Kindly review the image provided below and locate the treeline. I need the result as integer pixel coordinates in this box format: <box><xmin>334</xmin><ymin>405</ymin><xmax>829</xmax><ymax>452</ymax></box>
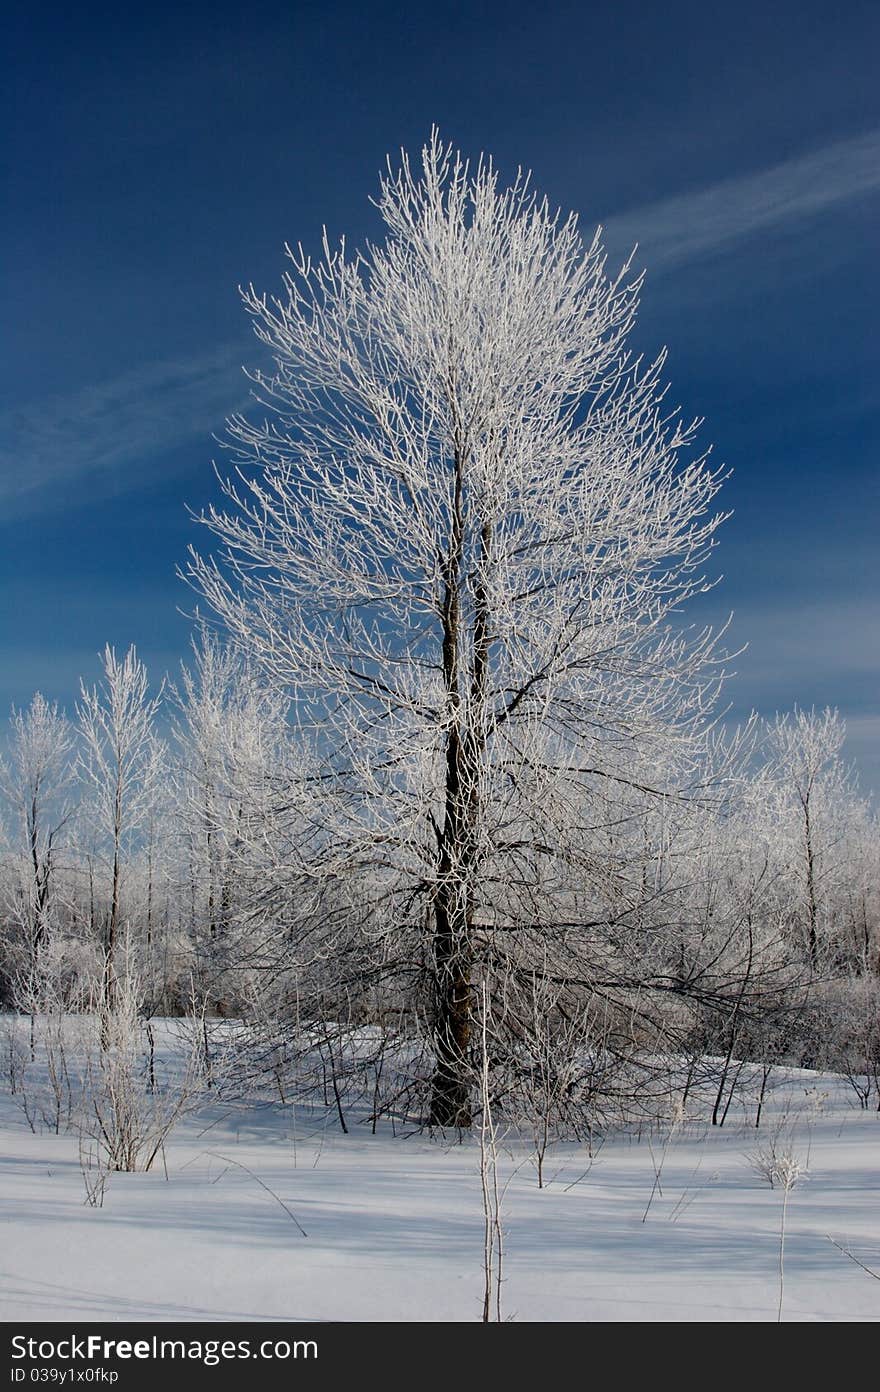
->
<box><xmin>1</xmin><ymin>634</ymin><xmax>877</xmax><ymax>1129</ymax></box>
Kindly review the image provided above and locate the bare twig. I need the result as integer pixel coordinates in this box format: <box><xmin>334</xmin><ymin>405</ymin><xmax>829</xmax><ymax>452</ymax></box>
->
<box><xmin>207</xmin><ymin>1152</ymin><xmax>308</xmax><ymax>1237</ymax></box>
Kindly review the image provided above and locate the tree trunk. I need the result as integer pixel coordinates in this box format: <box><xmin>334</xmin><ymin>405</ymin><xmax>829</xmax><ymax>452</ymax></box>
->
<box><xmin>429</xmin><ymin>715</ymin><xmax>475</xmax><ymax>1126</ymax></box>
<box><xmin>430</xmin><ymin>890</ymin><xmax>473</xmax><ymax>1127</ymax></box>
<box><xmin>429</xmin><ymin>447</ymin><xmax>480</xmax><ymax>1127</ymax></box>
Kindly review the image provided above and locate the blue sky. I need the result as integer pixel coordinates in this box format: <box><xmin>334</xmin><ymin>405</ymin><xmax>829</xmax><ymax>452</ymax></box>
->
<box><xmin>3</xmin><ymin>1</ymin><xmax>878</xmax><ymax>788</ymax></box>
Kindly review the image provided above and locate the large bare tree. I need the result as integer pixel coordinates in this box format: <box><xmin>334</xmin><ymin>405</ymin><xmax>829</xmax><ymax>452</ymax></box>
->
<box><xmin>190</xmin><ymin>133</ymin><xmax>730</xmax><ymax>1126</ymax></box>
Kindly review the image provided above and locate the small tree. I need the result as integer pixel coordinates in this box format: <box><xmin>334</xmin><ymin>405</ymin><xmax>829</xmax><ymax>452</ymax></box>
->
<box><xmin>170</xmin><ymin>630</ymin><xmax>290</xmax><ymax>1012</ymax></box>
<box><xmin>77</xmin><ymin>646</ymin><xmax>164</xmax><ymax>1017</ymax></box>
<box><xmin>764</xmin><ymin>708</ymin><xmax>857</xmax><ymax>970</ymax></box>
<box><xmin>0</xmin><ymin>694</ymin><xmax>75</xmax><ymax>972</ymax></box>
<box><xmin>190</xmin><ymin>133</ymin><xmax>731</xmax><ymax>1126</ymax></box>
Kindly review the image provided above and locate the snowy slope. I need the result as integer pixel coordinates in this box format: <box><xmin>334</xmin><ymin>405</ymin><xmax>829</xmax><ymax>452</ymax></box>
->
<box><xmin>1</xmin><ymin>1025</ymin><xmax>878</xmax><ymax>1322</ymax></box>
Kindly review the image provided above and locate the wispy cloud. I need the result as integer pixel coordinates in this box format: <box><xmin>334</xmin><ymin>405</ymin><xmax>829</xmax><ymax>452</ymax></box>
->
<box><xmin>730</xmin><ymin>596</ymin><xmax>880</xmax><ymax>686</ymax></box>
<box><xmin>839</xmin><ymin>713</ymin><xmax>880</xmax><ymax>797</ymax></box>
<box><xmin>3</xmin><ymin>129</ymin><xmax>878</xmax><ymax>517</ymax></box>
<box><xmin>702</xmin><ymin>594</ymin><xmax>879</xmax><ymax>790</ymax></box>
<box><xmin>701</xmin><ymin>594</ymin><xmax>880</xmax><ymax>797</ymax></box>
<box><xmin>0</xmin><ymin>343</ymin><xmax>252</xmax><ymax>516</ymax></box>
<box><xmin>697</xmin><ymin>594</ymin><xmax>878</xmax><ymax>715</ymax></box>
<box><xmin>605</xmin><ymin>127</ymin><xmax>880</xmax><ymax>270</ymax></box>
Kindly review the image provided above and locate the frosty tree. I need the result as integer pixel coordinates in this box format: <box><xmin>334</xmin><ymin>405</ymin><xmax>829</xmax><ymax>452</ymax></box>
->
<box><xmin>0</xmin><ymin>694</ymin><xmax>75</xmax><ymax>972</ymax></box>
<box><xmin>77</xmin><ymin>646</ymin><xmax>165</xmax><ymax>1017</ymax></box>
<box><xmin>190</xmin><ymin>133</ymin><xmax>730</xmax><ymax>1127</ymax></box>
<box><xmin>764</xmin><ymin>707</ymin><xmax>859</xmax><ymax>969</ymax></box>
<box><xmin>170</xmin><ymin>630</ymin><xmax>292</xmax><ymax>1011</ymax></box>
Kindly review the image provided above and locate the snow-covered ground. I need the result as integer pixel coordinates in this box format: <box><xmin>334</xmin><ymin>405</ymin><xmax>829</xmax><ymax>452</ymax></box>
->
<box><xmin>1</xmin><ymin>1021</ymin><xmax>878</xmax><ymax>1322</ymax></box>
